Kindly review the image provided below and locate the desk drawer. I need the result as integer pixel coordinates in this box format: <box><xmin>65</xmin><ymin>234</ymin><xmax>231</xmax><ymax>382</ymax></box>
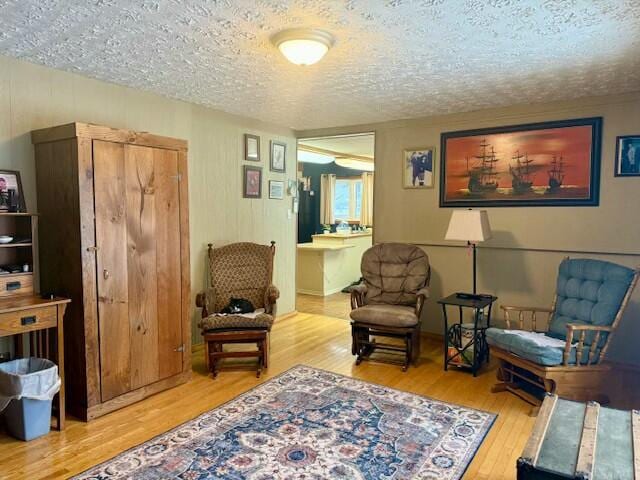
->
<box><xmin>0</xmin><ymin>306</ymin><xmax>57</xmax><ymax>335</ymax></box>
<box><xmin>0</xmin><ymin>275</ymin><xmax>33</xmax><ymax>297</ymax></box>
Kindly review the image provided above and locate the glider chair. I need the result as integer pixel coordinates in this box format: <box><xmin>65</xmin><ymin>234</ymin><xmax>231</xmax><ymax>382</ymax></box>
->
<box><xmin>195</xmin><ymin>242</ymin><xmax>280</xmax><ymax>378</ymax></box>
<box><xmin>350</xmin><ymin>243</ymin><xmax>431</xmax><ymax>371</ymax></box>
<box><xmin>487</xmin><ymin>258</ymin><xmax>638</xmax><ymax>407</ymax></box>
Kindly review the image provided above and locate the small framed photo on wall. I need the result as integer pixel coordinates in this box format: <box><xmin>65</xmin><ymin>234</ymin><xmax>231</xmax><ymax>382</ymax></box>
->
<box><xmin>0</xmin><ymin>169</ymin><xmax>26</xmax><ymax>212</ymax></box>
<box><xmin>244</xmin><ymin>134</ymin><xmax>260</xmax><ymax>161</ymax></box>
<box><xmin>403</xmin><ymin>148</ymin><xmax>435</xmax><ymax>188</ymax></box>
<box><xmin>243</xmin><ymin>165</ymin><xmax>262</xmax><ymax>198</ymax></box>
<box><xmin>270</xmin><ymin>141</ymin><xmax>287</xmax><ymax>173</ymax></box>
<box><xmin>615</xmin><ymin>135</ymin><xmax>640</xmax><ymax>176</ymax></box>
<box><xmin>268</xmin><ymin>180</ymin><xmax>284</xmax><ymax>199</ymax></box>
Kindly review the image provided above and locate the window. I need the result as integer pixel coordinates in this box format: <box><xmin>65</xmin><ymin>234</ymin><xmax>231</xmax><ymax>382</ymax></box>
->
<box><xmin>333</xmin><ymin>178</ymin><xmax>362</xmax><ymax>222</ymax></box>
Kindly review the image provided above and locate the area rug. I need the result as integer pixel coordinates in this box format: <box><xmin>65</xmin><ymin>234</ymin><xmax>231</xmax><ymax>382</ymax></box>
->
<box><xmin>74</xmin><ymin>365</ymin><xmax>496</xmax><ymax>480</ymax></box>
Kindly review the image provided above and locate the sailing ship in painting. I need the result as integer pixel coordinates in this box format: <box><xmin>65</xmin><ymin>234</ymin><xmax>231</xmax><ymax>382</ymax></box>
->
<box><xmin>466</xmin><ymin>139</ymin><xmax>498</xmax><ymax>193</ymax></box>
<box><xmin>547</xmin><ymin>154</ymin><xmax>565</xmax><ymax>192</ymax></box>
<box><xmin>509</xmin><ymin>150</ymin><xmax>534</xmax><ymax>194</ymax></box>
<box><xmin>461</xmin><ymin>138</ymin><xmax>577</xmax><ymax>199</ymax></box>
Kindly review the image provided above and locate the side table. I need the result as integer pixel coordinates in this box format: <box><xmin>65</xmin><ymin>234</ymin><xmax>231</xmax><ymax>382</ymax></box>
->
<box><xmin>438</xmin><ymin>293</ymin><xmax>497</xmax><ymax>377</ymax></box>
<box><xmin>0</xmin><ymin>295</ymin><xmax>70</xmax><ymax>430</ymax></box>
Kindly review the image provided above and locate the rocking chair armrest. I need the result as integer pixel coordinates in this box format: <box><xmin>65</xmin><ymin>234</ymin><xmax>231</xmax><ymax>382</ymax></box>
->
<box><xmin>500</xmin><ymin>305</ymin><xmax>554</xmax><ymax>331</ymax></box>
<box><xmin>500</xmin><ymin>305</ymin><xmax>554</xmax><ymax>313</ymax></box>
<box><xmin>565</xmin><ymin>324</ymin><xmax>613</xmax><ymax>332</ymax></box>
<box><xmin>264</xmin><ymin>285</ymin><xmax>280</xmax><ymax>314</ymax></box>
<box><xmin>563</xmin><ymin>324</ymin><xmax>613</xmax><ymax>366</ymax></box>
<box><xmin>350</xmin><ymin>284</ymin><xmax>367</xmax><ymax>310</ymax></box>
<box><xmin>415</xmin><ymin>288</ymin><xmax>430</xmax><ymax>316</ymax></box>
<box><xmin>195</xmin><ymin>288</ymin><xmax>217</xmax><ymax>318</ymax></box>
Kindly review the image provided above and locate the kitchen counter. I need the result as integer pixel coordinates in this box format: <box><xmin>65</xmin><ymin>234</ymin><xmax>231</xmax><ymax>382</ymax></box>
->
<box><xmin>297</xmin><ymin>243</ymin><xmax>355</xmax><ymax>251</ymax></box>
<box><xmin>297</xmin><ymin>230</ymin><xmax>373</xmax><ymax>296</ymax></box>
<box><xmin>311</xmin><ymin>231</ymin><xmax>372</xmax><ymax>240</ymax></box>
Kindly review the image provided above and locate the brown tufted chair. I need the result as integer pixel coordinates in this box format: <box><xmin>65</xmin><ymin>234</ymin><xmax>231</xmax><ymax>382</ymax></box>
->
<box><xmin>195</xmin><ymin>241</ymin><xmax>280</xmax><ymax>378</ymax></box>
<box><xmin>350</xmin><ymin>243</ymin><xmax>430</xmax><ymax>371</ymax></box>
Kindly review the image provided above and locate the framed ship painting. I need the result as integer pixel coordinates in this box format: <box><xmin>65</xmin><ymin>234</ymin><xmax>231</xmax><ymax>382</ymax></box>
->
<box><xmin>439</xmin><ymin>117</ymin><xmax>602</xmax><ymax>207</ymax></box>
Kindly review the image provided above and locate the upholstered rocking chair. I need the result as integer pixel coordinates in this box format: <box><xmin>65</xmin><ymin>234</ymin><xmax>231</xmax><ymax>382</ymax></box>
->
<box><xmin>350</xmin><ymin>243</ymin><xmax>431</xmax><ymax>371</ymax></box>
<box><xmin>487</xmin><ymin>258</ymin><xmax>638</xmax><ymax>406</ymax></box>
<box><xmin>195</xmin><ymin>241</ymin><xmax>280</xmax><ymax>378</ymax></box>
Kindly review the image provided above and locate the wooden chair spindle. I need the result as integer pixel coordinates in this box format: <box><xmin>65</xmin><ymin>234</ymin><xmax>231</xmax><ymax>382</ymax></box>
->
<box><xmin>563</xmin><ymin>329</ymin><xmax>574</xmax><ymax>366</ymax></box>
<box><xmin>588</xmin><ymin>331</ymin><xmax>601</xmax><ymax>365</ymax></box>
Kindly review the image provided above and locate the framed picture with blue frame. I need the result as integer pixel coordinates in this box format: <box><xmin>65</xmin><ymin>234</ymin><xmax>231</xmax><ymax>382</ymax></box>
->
<box><xmin>614</xmin><ymin>135</ymin><xmax>640</xmax><ymax>177</ymax></box>
<box><xmin>439</xmin><ymin>117</ymin><xmax>602</xmax><ymax>207</ymax></box>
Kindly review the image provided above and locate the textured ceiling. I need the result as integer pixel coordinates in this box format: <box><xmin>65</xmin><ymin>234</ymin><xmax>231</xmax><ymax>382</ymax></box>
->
<box><xmin>1</xmin><ymin>1</ymin><xmax>639</xmax><ymax>129</ymax></box>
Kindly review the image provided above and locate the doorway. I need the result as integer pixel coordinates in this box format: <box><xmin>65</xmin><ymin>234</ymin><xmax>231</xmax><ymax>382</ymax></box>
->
<box><xmin>295</xmin><ymin>133</ymin><xmax>375</xmax><ymax>318</ymax></box>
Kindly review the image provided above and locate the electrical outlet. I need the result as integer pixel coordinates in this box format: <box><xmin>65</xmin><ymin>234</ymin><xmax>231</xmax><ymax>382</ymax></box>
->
<box><xmin>0</xmin><ymin>351</ymin><xmax>11</xmax><ymax>363</ymax></box>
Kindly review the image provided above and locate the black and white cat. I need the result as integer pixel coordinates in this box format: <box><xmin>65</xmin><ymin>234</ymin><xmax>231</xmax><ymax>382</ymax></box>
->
<box><xmin>220</xmin><ymin>298</ymin><xmax>255</xmax><ymax>314</ymax></box>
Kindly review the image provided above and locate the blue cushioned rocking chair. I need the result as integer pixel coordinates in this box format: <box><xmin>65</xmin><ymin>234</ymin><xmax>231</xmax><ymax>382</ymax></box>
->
<box><xmin>487</xmin><ymin>258</ymin><xmax>638</xmax><ymax>407</ymax></box>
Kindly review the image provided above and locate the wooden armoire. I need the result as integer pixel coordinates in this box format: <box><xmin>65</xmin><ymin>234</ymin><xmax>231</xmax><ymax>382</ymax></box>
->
<box><xmin>32</xmin><ymin>123</ymin><xmax>191</xmax><ymax>420</ymax></box>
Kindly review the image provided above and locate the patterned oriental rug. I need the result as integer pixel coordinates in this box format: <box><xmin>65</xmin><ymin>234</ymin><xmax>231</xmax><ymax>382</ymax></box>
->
<box><xmin>75</xmin><ymin>365</ymin><xmax>496</xmax><ymax>480</ymax></box>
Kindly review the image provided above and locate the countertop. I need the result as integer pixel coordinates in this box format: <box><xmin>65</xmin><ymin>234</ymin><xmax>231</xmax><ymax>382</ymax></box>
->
<box><xmin>297</xmin><ymin>243</ymin><xmax>355</xmax><ymax>251</ymax></box>
<box><xmin>311</xmin><ymin>231</ymin><xmax>372</xmax><ymax>239</ymax></box>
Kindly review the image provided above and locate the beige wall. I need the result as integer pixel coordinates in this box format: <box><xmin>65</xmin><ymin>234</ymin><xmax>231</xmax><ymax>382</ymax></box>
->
<box><xmin>0</xmin><ymin>55</ymin><xmax>297</xmax><ymax>345</ymax></box>
<box><xmin>299</xmin><ymin>92</ymin><xmax>640</xmax><ymax>365</ymax></box>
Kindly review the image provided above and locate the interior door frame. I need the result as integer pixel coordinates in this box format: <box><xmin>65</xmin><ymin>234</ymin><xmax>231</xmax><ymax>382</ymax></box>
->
<box><xmin>293</xmin><ymin>131</ymin><xmax>376</xmax><ymax>311</ymax></box>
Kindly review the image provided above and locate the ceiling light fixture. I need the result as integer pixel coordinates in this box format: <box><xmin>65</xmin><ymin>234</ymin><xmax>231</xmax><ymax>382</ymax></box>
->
<box><xmin>271</xmin><ymin>28</ymin><xmax>334</xmax><ymax>66</ymax></box>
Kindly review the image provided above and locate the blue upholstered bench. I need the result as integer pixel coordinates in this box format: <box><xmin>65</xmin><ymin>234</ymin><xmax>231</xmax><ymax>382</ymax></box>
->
<box><xmin>488</xmin><ymin>258</ymin><xmax>638</xmax><ymax>406</ymax></box>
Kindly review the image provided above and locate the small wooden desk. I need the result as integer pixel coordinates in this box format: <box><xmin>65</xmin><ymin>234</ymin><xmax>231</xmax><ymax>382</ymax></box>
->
<box><xmin>0</xmin><ymin>295</ymin><xmax>70</xmax><ymax>430</ymax></box>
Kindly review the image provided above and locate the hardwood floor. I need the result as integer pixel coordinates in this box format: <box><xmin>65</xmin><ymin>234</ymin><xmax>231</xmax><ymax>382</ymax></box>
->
<box><xmin>0</xmin><ymin>309</ymin><xmax>534</xmax><ymax>479</ymax></box>
<box><xmin>296</xmin><ymin>291</ymin><xmax>352</xmax><ymax>320</ymax></box>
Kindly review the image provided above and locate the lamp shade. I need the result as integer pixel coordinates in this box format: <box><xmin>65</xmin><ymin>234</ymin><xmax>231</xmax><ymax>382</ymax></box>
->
<box><xmin>445</xmin><ymin>209</ymin><xmax>492</xmax><ymax>243</ymax></box>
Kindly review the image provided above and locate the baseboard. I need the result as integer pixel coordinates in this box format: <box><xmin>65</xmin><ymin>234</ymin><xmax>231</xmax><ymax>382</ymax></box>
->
<box><xmin>85</xmin><ymin>371</ymin><xmax>191</xmax><ymax>421</ymax></box>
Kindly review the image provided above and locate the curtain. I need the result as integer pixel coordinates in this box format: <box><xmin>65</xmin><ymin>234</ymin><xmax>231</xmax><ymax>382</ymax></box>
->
<box><xmin>320</xmin><ymin>174</ymin><xmax>336</xmax><ymax>225</ymax></box>
<box><xmin>360</xmin><ymin>172</ymin><xmax>374</xmax><ymax>226</ymax></box>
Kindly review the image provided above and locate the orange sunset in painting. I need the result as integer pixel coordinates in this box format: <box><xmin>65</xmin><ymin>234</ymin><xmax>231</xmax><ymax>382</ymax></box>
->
<box><xmin>442</xmin><ymin>123</ymin><xmax>597</xmax><ymax>205</ymax></box>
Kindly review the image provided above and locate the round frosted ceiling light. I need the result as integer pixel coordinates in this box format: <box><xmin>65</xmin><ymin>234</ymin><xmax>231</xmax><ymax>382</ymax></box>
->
<box><xmin>272</xmin><ymin>29</ymin><xmax>334</xmax><ymax>66</ymax></box>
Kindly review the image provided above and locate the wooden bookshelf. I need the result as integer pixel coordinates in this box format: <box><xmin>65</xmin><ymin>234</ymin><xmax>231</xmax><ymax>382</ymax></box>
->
<box><xmin>0</xmin><ymin>212</ymin><xmax>37</xmax><ymax>296</ymax></box>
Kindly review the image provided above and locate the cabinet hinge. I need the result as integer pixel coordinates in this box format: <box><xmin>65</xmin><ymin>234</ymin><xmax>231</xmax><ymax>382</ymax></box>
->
<box><xmin>170</xmin><ymin>174</ymin><xmax>182</xmax><ymax>181</ymax></box>
<box><xmin>174</xmin><ymin>344</ymin><xmax>185</xmax><ymax>352</ymax></box>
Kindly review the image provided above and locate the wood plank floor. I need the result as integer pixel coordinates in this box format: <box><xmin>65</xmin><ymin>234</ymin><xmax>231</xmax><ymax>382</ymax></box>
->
<box><xmin>296</xmin><ymin>291</ymin><xmax>352</xmax><ymax>320</ymax></box>
<box><xmin>0</xmin><ymin>307</ymin><xmax>534</xmax><ymax>479</ymax></box>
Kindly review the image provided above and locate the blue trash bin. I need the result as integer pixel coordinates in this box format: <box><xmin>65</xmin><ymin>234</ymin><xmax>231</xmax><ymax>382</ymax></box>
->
<box><xmin>0</xmin><ymin>358</ymin><xmax>60</xmax><ymax>441</ymax></box>
<box><xmin>3</xmin><ymin>397</ymin><xmax>53</xmax><ymax>441</ymax></box>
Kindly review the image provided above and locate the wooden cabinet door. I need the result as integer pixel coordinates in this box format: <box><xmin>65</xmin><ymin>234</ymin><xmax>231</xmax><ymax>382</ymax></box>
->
<box><xmin>94</xmin><ymin>140</ymin><xmax>131</xmax><ymax>402</ymax></box>
<box><xmin>125</xmin><ymin>144</ymin><xmax>183</xmax><ymax>389</ymax></box>
<box><xmin>94</xmin><ymin>141</ymin><xmax>183</xmax><ymax>402</ymax></box>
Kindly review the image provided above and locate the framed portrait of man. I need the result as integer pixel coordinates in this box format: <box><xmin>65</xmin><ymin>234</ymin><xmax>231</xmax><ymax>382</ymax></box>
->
<box><xmin>403</xmin><ymin>148</ymin><xmax>434</xmax><ymax>188</ymax></box>
<box><xmin>615</xmin><ymin>135</ymin><xmax>640</xmax><ymax>177</ymax></box>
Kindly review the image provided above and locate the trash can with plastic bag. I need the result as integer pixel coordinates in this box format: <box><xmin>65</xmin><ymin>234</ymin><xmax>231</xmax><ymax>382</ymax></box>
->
<box><xmin>0</xmin><ymin>357</ymin><xmax>61</xmax><ymax>441</ymax></box>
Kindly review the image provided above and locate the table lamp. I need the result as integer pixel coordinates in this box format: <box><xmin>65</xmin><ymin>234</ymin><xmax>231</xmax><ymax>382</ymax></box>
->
<box><xmin>445</xmin><ymin>209</ymin><xmax>492</xmax><ymax>296</ymax></box>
